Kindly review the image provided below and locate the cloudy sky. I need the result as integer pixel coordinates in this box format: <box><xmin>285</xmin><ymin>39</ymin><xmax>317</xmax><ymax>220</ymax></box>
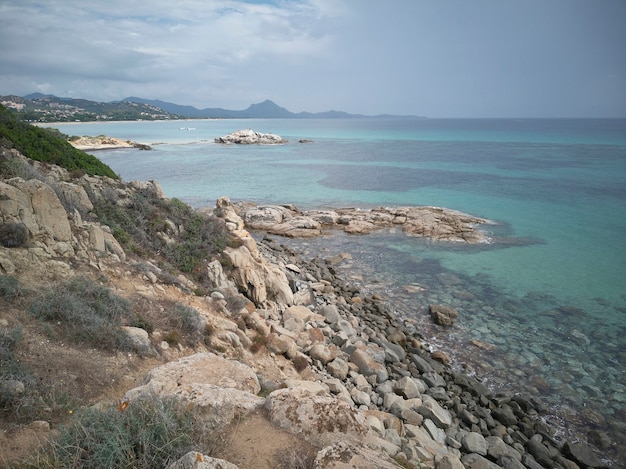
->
<box><xmin>1</xmin><ymin>0</ymin><xmax>625</xmax><ymax>117</ymax></box>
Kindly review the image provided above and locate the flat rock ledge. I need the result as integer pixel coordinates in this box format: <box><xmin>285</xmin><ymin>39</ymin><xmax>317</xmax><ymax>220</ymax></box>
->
<box><xmin>69</xmin><ymin>135</ymin><xmax>152</xmax><ymax>151</ymax></box>
<box><xmin>234</xmin><ymin>202</ymin><xmax>492</xmax><ymax>243</ymax></box>
<box><xmin>214</xmin><ymin>129</ymin><xmax>287</xmax><ymax>145</ymax></box>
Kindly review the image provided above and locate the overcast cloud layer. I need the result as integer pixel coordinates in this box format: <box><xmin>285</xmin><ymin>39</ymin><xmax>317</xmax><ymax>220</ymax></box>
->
<box><xmin>1</xmin><ymin>0</ymin><xmax>625</xmax><ymax>117</ymax></box>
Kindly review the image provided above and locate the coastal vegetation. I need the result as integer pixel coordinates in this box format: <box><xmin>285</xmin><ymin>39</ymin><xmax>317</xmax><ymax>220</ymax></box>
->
<box><xmin>0</xmin><ymin>104</ymin><xmax>117</xmax><ymax>178</ymax></box>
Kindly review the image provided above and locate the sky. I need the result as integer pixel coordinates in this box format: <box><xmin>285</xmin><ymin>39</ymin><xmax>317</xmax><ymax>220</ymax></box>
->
<box><xmin>0</xmin><ymin>0</ymin><xmax>625</xmax><ymax>118</ymax></box>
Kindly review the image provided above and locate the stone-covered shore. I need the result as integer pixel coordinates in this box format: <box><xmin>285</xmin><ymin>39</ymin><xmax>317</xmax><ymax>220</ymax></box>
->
<box><xmin>206</xmin><ymin>197</ymin><xmax>611</xmax><ymax>468</ymax></box>
<box><xmin>0</xmin><ymin>143</ymin><xmax>616</xmax><ymax>467</ymax></box>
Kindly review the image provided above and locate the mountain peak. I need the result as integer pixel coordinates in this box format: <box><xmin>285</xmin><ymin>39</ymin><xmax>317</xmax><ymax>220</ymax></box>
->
<box><xmin>244</xmin><ymin>100</ymin><xmax>292</xmax><ymax>117</ymax></box>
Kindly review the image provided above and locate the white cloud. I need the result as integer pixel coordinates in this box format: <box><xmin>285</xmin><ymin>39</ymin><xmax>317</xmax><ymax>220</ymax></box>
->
<box><xmin>0</xmin><ymin>0</ymin><xmax>625</xmax><ymax>116</ymax></box>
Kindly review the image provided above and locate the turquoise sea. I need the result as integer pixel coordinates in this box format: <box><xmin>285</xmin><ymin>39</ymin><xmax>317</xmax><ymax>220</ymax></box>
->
<box><xmin>48</xmin><ymin>118</ymin><xmax>626</xmax><ymax>460</ymax></box>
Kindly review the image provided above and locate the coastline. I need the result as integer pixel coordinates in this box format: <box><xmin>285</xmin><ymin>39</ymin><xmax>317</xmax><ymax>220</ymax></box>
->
<box><xmin>232</xmin><ymin>215</ymin><xmax>614</xmax><ymax>467</ymax></box>
<box><xmin>214</xmin><ymin>197</ymin><xmax>618</xmax><ymax>467</ymax></box>
<box><xmin>22</xmin><ymin>124</ymin><xmax>620</xmax><ymax>464</ymax></box>
<box><xmin>0</xmin><ymin>146</ymin><xmax>615</xmax><ymax>465</ymax></box>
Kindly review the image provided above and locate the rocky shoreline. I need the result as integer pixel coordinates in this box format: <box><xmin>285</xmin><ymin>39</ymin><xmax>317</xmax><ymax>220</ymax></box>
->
<box><xmin>0</xmin><ymin>146</ymin><xmax>614</xmax><ymax>467</ymax></box>
<box><xmin>227</xmin><ymin>200</ymin><xmax>493</xmax><ymax>243</ymax></box>
<box><xmin>206</xmin><ymin>197</ymin><xmax>610</xmax><ymax>468</ymax></box>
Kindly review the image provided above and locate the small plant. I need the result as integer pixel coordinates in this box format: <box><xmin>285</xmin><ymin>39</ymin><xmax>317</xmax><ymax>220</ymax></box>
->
<box><xmin>0</xmin><ymin>326</ymin><xmax>74</xmax><ymax>423</ymax></box>
<box><xmin>0</xmin><ymin>222</ymin><xmax>29</xmax><ymax>248</ymax></box>
<box><xmin>163</xmin><ymin>330</ymin><xmax>182</xmax><ymax>346</ymax></box>
<box><xmin>250</xmin><ymin>333</ymin><xmax>267</xmax><ymax>354</ymax></box>
<box><xmin>28</xmin><ymin>277</ymin><xmax>139</xmax><ymax>352</ymax></box>
<box><xmin>0</xmin><ymin>275</ymin><xmax>23</xmax><ymax>298</ymax></box>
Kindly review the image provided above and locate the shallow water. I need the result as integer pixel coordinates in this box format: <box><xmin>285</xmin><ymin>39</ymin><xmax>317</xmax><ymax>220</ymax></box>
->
<box><xmin>48</xmin><ymin>117</ymin><xmax>626</xmax><ymax>459</ymax></box>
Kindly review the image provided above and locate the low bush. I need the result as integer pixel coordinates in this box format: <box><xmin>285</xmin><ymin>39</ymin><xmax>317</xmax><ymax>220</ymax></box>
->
<box><xmin>0</xmin><ymin>222</ymin><xmax>29</xmax><ymax>248</ymax></box>
<box><xmin>0</xmin><ymin>274</ymin><xmax>23</xmax><ymax>298</ymax></box>
<box><xmin>163</xmin><ymin>303</ymin><xmax>211</xmax><ymax>347</ymax></box>
<box><xmin>92</xmin><ymin>190</ymin><xmax>239</xmax><ymax>288</ymax></box>
<box><xmin>0</xmin><ymin>326</ymin><xmax>74</xmax><ymax>423</ymax></box>
<box><xmin>28</xmin><ymin>278</ymin><xmax>138</xmax><ymax>352</ymax></box>
<box><xmin>22</xmin><ymin>395</ymin><xmax>207</xmax><ymax>469</ymax></box>
<box><xmin>0</xmin><ymin>105</ymin><xmax>118</xmax><ymax>178</ymax></box>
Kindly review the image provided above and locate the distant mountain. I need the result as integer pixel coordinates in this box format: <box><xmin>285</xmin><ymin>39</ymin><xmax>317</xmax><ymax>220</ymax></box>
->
<box><xmin>123</xmin><ymin>97</ymin><xmax>411</xmax><ymax>119</ymax></box>
<box><xmin>2</xmin><ymin>94</ymin><xmax>419</xmax><ymax>122</ymax></box>
<box><xmin>1</xmin><ymin>94</ymin><xmax>178</xmax><ymax>122</ymax></box>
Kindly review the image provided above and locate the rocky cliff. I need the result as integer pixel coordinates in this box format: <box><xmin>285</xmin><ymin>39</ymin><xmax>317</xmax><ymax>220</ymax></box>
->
<box><xmin>0</xmin><ymin>147</ymin><xmax>609</xmax><ymax>468</ymax></box>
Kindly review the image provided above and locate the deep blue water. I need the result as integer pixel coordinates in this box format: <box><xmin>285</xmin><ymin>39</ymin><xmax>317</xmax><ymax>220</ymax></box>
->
<box><xmin>48</xmin><ymin>117</ymin><xmax>626</xmax><ymax>460</ymax></box>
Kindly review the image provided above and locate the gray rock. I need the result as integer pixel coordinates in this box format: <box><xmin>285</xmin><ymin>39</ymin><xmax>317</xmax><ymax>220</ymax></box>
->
<box><xmin>309</xmin><ymin>343</ymin><xmax>337</xmax><ymax>364</ymax></box>
<box><xmin>400</xmin><ymin>409</ymin><xmax>423</xmax><ymax>426</ymax></box>
<box><xmin>313</xmin><ymin>441</ymin><xmax>403</xmax><ymax>469</ymax></box>
<box><xmin>462</xmin><ymin>432</ymin><xmax>488</xmax><ymax>456</ymax></box>
<box><xmin>526</xmin><ymin>438</ymin><xmax>553</xmax><ymax>467</ymax></box>
<box><xmin>461</xmin><ymin>453</ymin><xmax>502</xmax><ymax>469</ymax></box>
<box><xmin>521</xmin><ymin>454</ymin><xmax>546</xmax><ymax>469</ymax></box>
<box><xmin>498</xmin><ymin>455</ymin><xmax>526</xmax><ymax>469</ymax></box>
<box><xmin>265</xmin><ymin>387</ymin><xmax>369</xmax><ymax>448</ymax></box>
<box><xmin>350</xmin><ymin>347</ymin><xmax>388</xmax><ymax>383</ymax></box>
<box><xmin>410</xmin><ymin>353</ymin><xmax>434</xmax><ymax>373</ymax></box>
<box><xmin>394</xmin><ymin>376</ymin><xmax>422</xmax><ymax>399</ymax></box>
<box><xmin>486</xmin><ymin>435</ymin><xmax>522</xmax><ymax>462</ymax></box>
<box><xmin>380</xmin><ymin>340</ymin><xmax>406</xmax><ymax>363</ymax></box>
<box><xmin>327</xmin><ymin>357</ymin><xmax>350</xmax><ymax>380</ymax></box>
<box><xmin>319</xmin><ymin>304</ymin><xmax>341</xmax><ymax>324</ymax></box>
<box><xmin>350</xmin><ymin>388</ymin><xmax>371</xmax><ymax>406</ymax></box>
<box><xmin>121</xmin><ymin>326</ymin><xmax>155</xmax><ymax>355</ymax></box>
<box><xmin>426</xmin><ymin>386</ymin><xmax>450</xmax><ymax>401</ymax></box>
<box><xmin>422</xmin><ymin>371</ymin><xmax>446</xmax><ymax>388</ymax></box>
<box><xmin>423</xmin><ymin>418</ymin><xmax>447</xmax><ymax>445</ymax></box>
<box><xmin>436</xmin><ymin>455</ymin><xmax>465</xmax><ymax>469</ymax></box>
<box><xmin>215</xmin><ymin>129</ymin><xmax>286</xmax><ymax>145</ymax></box>
<box><xmin>417</xmin><ymin>394</ymin><xmax>452</xmax><ymax>429</ymax></box>
<box><xmin>562</xmin><ymin>441</ymin><xmax>605</xmax><ymax>468</ymax></box>
<box><xmin>334</xmin><ymin>319</ymin><xmax>356</xmax><ymax>337</ymax></box>
<box><xmin>492</xmin><ymin>404</ymin><xmax>518</xmax><ymax>426</ymax></box>
<box><xmin>353</xmin><ymin>373</ymin><xmax>372</xmax><ymax>393</ymax></box>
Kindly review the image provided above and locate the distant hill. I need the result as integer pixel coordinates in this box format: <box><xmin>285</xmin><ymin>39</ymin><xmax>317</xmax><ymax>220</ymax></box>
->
<box><xmin>1</xmin><ymin>94</ymin><xmax>420</xmax><ymax>122</ymax></box>
<box><xmin>123</xmin><ymin>97</ymin><xmax>376</xmax><ymax>119</ymax></box>
<box><xmin>0</xmin><ymin>95</ymin><xmax>178</xmax><ymax>122</ymax></box>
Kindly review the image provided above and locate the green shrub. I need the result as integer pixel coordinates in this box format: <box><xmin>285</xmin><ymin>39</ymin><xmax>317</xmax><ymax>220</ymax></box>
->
<box><xmin>0</xmin><ymin>105</ymin><xmax>118</xmax><ymax>178</ymax></box>
<box><xmin>23</xmin><ymin>395</ymin><xmax>204</xmax><ymax>469</ymax></box>
<box><xmin>163</xmin><ymin>303</ymin><xmax>210</xmax><ymax>347</ymax></box>
<box><xmin>0</xmin><ymin>275</ymin><xmax>23</xmax><ymax>298</ymax></box>
<box><xmin>0</xmin><ymin>222</ymin><xmax>29</xmax><ymax>248</ymax></box>
<box><xmin>92</xmin><ymin>190</ymin><xmax>238</xmax><ymax>287</ymax></box>
<box><xmin>172</xmin><ymin>303</ymin><xmax>205</xmax><ymax>335</ymax></box>
<box><xmin>0</xmin><ymin>326</ymin><xmax>73</xmax><ymax>423</ymax></box>
<box><xmin>28</xmin><ymin>278</ymin><xmax>138</xmax><ymax>352</ymax></box>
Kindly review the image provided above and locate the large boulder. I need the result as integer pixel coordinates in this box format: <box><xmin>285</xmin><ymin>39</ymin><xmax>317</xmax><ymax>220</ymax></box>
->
<box><xmin>0</xmin><ymin>179</ymin><xmax>71</xmax><ymax>242</ymax></box>
<box><xmin>124</xmin><ymin>353</ymin><xmax>264</xmax><ymax>431</ymax></box>
<box><xmin>224</xmin><ymin>244</ymin><xmax>294</xmax><ymax>306</ymax></box>
<box><xmin>265</xmin><ymin>387</ymin><xmax>369</xmax><ymax>448</ymax></box>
